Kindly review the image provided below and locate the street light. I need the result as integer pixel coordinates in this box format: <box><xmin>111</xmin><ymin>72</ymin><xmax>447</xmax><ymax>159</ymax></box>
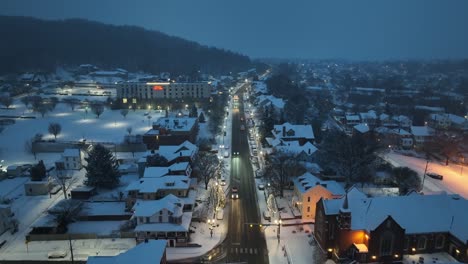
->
<box><xmin>274</xmin><ymin>218</ymin><xmax>282</xmax><ymax>243</ymax></box>
<box><xmin>207</xmin><ymin>218</ymin><xmax>215</xmax><ymax>238</ymax></box>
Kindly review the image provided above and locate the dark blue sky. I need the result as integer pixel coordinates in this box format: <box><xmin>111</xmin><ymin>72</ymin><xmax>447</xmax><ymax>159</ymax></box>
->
<box><xmin>2</xmin><ymin>0</ymin><xmax>468</xmax><ymax>60</ymax></box>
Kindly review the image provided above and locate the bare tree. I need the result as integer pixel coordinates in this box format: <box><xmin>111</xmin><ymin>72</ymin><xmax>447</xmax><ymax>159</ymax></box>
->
<box><xmin>264</xmin><ymin>150</ymin><xmax>306</xmax><ymax>197</ymax></box>
<box><xmin>20</xmin><ymin>96</ymin><xmax>31</xmax><ymax>108</ymax></box>
<box><xmin>91</xmin><ymin>103</ymin><xmax>104</xmax><ymax>118</ymax></box>
<box><xmin>51</xmin><ymin>168</ymin><xmax>79</xmax><ymax>199</ymax></box>
<box><xmin>37</xmin><ymin>105</ymin><xmax>49</xmax><ymax>117</ymax></box>
<box><xmin>24</xmin><ymin>139</ymin><xmax>37</xmax><ymax>160</ymax></box>
<box><xmin>0</xmin><ymin>96</ymin><xmax>13</xmax><ymax>108</ymax></box>
<box><xmin>120</xmin><ymin>109</ymin><xmax>129</xmax><ymax>119</ymax></box>
<box><xmin>126</xmin><ymin>126</ymin><xmax>132</xmax><ymax>135</ymax></box>
<box><xmin>48</xmin><ymin>199</ymin><xmax>83</xmax><ymax>233</ymax></box>
<box><xmin>45</xmin><ymin>97</ymin><xmax>59</xmax><ymax>112</ymax></box>
<box><xmin>48</xmin><ymin>122</ymin><xmax>62</xmax><ymax>139</ymax></box>
<box><xmin>63</xmin><ymin>98</ymin><xmax>80</xmax><ymax>111</ymax></box>
<box><xmin>317</xmin><ymin>130</ymin><xmax>377</xmax><ymax>187</ymax></box>
<box><xmin>193</xmin><ymin>151</ymin><xmax>220</xmax><ymax>190</ymax></box>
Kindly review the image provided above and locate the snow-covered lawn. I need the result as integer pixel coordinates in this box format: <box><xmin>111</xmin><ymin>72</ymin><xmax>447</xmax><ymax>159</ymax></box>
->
<box><xmin>383</xmin><ymin>150</ymin><xmax>468</xmax><ymax>198</ymax></box>
<box><xmin>0</xmin><ymin>100</ymin><xmax>163</xmax><ymax>167</ymax></box>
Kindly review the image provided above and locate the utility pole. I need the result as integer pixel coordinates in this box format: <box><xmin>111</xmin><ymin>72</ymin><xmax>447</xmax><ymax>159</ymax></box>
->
<box><xmin>422</xmin><ymin>159</ymin><xmax>429</xmax><ymax>191</ymax></box>
<box><xmin>68</xmin><ymin>235</ymin><xmax>75</xmax><ymax>263</ymax></box>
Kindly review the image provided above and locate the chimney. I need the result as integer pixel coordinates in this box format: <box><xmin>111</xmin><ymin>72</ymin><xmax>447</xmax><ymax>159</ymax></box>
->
<box><xmin>308</xmin><ymin>148</ymin><xmax>311</xmax><ymax>155</ymax></box>
<box><xmin>282</xmin><ymin>126</ymin><xmax>286</xmax><ymax>137</ymax></box>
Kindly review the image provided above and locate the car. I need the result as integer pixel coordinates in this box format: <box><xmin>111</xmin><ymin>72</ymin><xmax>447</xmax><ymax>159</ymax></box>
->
<box><xmin>223</xmin><ymin>151</ymin><xmax>230</xmax><ymax>158</ymax></box>
<box><xmin>426</xmin><ymin>173</ymin><xmax>443</xmax><ymax>180</ymax></box>
<box><xmin>240</xmin><ymin>125</ymin><xmax>245</xmax><ymax>131</ymax></box>
<box><xmin>233</xmin><ymin>151</ymin><xmax>239</xmax><ymax>156</ymax></box>
<box><xmin>48</xmin><ymin>250</ymin><xmax>67</xmax><ymax>259</ymax></box>
<box><xmin>258</xmin><ymin>184</ymin><xmax>265</xmax><ymax>190</ymax></box>
<box><xmin>220</xmin><ymin>178</ymin><xmax>227</xmax><ymax>186</ymax></box>
<box><xmin>231</xmin><ymin>186</ymin><xmax>239</xmax><ymax>199</ymax></box>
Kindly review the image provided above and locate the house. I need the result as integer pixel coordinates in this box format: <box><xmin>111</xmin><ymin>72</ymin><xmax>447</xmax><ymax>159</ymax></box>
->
<box><xmin>87</xmin><ymin>239</ymin><xmax>167</xmax><ymax>264</ymax></box>
<box><xmin>359</xmin><ymin>111</ymin><xmax>377</xmax><ymax>127</ymax></box>
<box><xmin>137</xmin><ymin>141</ymin><xmax>198</xmax><ymax>176</ymax></box>
<box><xmin>125</xmin><ymin>175</ymin><xmax>195</xmax><ymax>211</ymax></box>
<box><xmin>274</xmin><ymin>141</ymin><xmax>318</xmax><ymax>162</ymax></box>
<box><xmin>411</xmin><ymin>126</ymin><xmax>434</xmax><ymax>146</ymax></box>
<box><xmin>314</xmin><ymin>188</ymin><xmax>468</xmax><ymax>263</ymax></box>
<box><xmin>142</xmin><ymin>162</ymin><xmax>192</xmax><ymax>179</ymax></box>
<box><xmin>142</xmin><ymin>118</ymin><xmax>198</xmax><ymax>150</ymax></box>
<box><xmin>0</xmin><ymin>205</ymin><xmax>13</xmax><ymax>235</ymax></box>
<box><xmin>62</xmin><ymin>149</ymin><xmax>82</xmax><ymax>170</ymax></box>
<box><xmin>132</xmin><ymin>194</ymin><xmax>192</xmax><ymax>247</ymax></box>
<box><xmin>429</xmin><ymin>113</ymin><xmax>468</xmax><ymax>131</ymax></box>
<box><xmin>392</xmin><ymin>115</ymin><xmax>412</xmax><ymax>128</ymax></box>
<box><xmin>353</xmin><ymin>123</ymin><xmax>370</xmax><ymax>135</ymax></box>
<box><xmin>375</xmin><ymin>127</ymin><xmax>414</xmax><ymax>149</ymax></box>
<box><xmin>256</xmin><ymin>95</ymin><xmax>285</xmax><ymax>115</ymax></box>
<box><xmin>345</xmin><ymin>115</ymin><xmax>361</xmax><ymax>127</ymax></box>
<box><xmin>292</xmin><ymin>173</ymin><xmax>345</xmax><ymax>222</ymax></box>
<box><xmin>271</xmin><ymin>122</ymin><xmax>315</xmax><ymax>145</ymax></box>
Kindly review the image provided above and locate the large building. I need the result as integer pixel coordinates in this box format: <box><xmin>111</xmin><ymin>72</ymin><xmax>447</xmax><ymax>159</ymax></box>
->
<box><xmin>314</xmin><ymin>188</ymin><xmax>468</xmax><ymax>263</ymax></box>
<box><xmin>116</xmin><ymin>81</ymin><xmax>212</xmax><ymax>103</ymax></box>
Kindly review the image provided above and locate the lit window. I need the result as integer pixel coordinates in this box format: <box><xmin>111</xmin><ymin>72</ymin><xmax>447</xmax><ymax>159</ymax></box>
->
<box><xmin>122</xmin><ymin>98</ymin><xmax>127</xmax><ymax>104</ymax></box>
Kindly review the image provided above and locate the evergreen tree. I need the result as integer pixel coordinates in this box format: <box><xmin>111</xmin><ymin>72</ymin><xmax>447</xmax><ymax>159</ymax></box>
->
<box><xmin>198</xmin><ymin>112</ymin><xmax>206</xmax><ymax>123</ymax></box>
<box><xmin>84</xmin><ymin>144</ymin><xmax>120</xmax><ymax>188</ymax></box>
<box><xmin>30</xmin><ymin>160</ymin><xmax>46</xmax><ymax>181</ymax></box>
<box><xmin>189</xmin><ymin>104</ymin><xmax>198</xmax><ymax>118</ymax></box>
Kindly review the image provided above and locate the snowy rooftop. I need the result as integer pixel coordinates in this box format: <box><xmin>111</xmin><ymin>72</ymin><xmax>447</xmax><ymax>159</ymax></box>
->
<box><xmin>252</xmin><ymin>81</ymin><xmax>268</xmax><ymax>94</ymax></box>
<box><xmin>152</xmin><ymin>117</ymin><xmax>197</xmax><ymax>132</ymax></box>
<box><xmin>273</xmin><ymin>122</ymin><xmax>315</xmax><ymax>140</ymax></box>
<box><xmin>153</xmin><ymin>141</ymin><xmax>198</xmax><ymax>162</ymax></box>
<box><xmin>257</xmin><ymin>95</ymin><xmax>285</xmax><ymax>109</ymax></box>
<box><xmin>132</xmin><ymin>194</ymin><xmax>183</xmax><ymax>217</ymax></box>
<box><xmin>87</xmin><ymin>240</ymin><xmax>166</xmax><ymax>264</ymax></box>
<box><xmin>126</xmin><ymin>176</ymin><xmax>190</xmax><ymax>193</ymax></box>
<box><xmin>411</xmin><ymin>126</ymin><xmax>434</xmax><ymax>137</ymax></box>
<box><xmin>141</xmin><ymin>162</ymin><xmax>191</xmax><ymax>179</ymax></box>
<box><xmin>274</xmin><ymin>140</ymin><xmax>318</xmax><ymax>156</ymax></box>
<box><xmin>345</xmin><ymin>115</ymin><xmax>360</xmax><ymax>121</ymax></box>
<box><xmin>359</xmin><ymin>111</ymin><xmax>377</xmax><ymax>120</ymax></box>
<box><xmin>354</xmin><ymin>123</ymin><xmax>369</xmax><ymax>133</ymax></box>
<box><xmin>323</xmin><ymin>190</ymin><xmax>468</xmax><ymax>242</ymax></box>
<box><xmin>294</xmin><ymin>172</ymin><xmax>345</xmax><ymax>196</ymax></box>
<box><xmin>430</xmin><ymin>113</ymin><xmax>467</xmax><ymax>125</ymax></box>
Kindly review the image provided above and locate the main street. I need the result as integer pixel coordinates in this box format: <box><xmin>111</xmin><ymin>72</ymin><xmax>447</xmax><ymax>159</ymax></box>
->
<box><xmin>197</xmin><ymin>83</ymin><xmax>268</xmax><ymax>263</ymax></box>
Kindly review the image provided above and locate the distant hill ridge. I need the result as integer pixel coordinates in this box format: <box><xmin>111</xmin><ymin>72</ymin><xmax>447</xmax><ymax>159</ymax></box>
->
<box><xmin>0</xmin><ymin>16</ymin><xmax>252</xmax><ymax>75</ymax></box>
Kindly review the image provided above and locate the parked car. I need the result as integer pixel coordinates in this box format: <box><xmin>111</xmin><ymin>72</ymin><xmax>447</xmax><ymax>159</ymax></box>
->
<box><xmin>48</xmin><ymin>251</ymin><xmax>67</xmax><ymax>259</ymax></box>
<box><xmin>220</xmin><ymin>177</ymin><xmax>227</xmax><ymax>186</ymax></box>
<box><xmin>426</xmin><ymin>173</ymin><xmax>443</xmax><ymax>180</ymax></box>
<box><xmin>257</xmin><ymin>184</ymin><xmax>265</xmax><ymax>190</ymax></box>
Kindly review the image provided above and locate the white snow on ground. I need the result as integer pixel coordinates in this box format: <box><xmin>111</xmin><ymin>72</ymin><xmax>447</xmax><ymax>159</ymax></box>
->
<box><xmin>0</xmin><ymin>100</ymin><xmax>163</xmax><ymax>167</ymax></box>
<box><xmin>383</xmin><ymin>150</ymin><xmax>468</xmax><ymax>198</ymax></box>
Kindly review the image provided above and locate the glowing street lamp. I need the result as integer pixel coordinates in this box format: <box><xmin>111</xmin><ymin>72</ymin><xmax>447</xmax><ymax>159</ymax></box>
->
<box><xmin>274</xmin><ymin>218</ymin><xmax>282</xmax><ymax>242</ymax></box>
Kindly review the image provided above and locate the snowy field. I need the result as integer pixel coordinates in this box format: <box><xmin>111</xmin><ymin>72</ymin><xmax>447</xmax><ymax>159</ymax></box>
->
<box><xmin>0</xmin><ymin>99</ymin><xmax>164</xmax><ymax>167</ymax></box>
<box><xmin>383</xmin><ymin>150</ymin><xmax>468</xmax><ymax>198</ymax></box>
